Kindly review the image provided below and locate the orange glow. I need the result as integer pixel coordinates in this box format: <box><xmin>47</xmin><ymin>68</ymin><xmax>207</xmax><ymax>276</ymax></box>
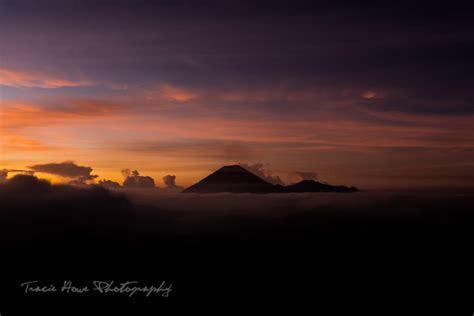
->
<box><xmin>2</xmin><ymin>87</ymin><xmax>474</xmax><ymax>189</ymax></box>
<box><xmin>2</xmin><ymin>135</ymin><xmax>52</xmax><ymax>152</ymax></box>
<box><xmin>156</xmin><ymin>84</ymin><xmax>198</xmax><ymax>102</ymax></box>
<box><xmin>0</xmin><ymin>100</ymin><xmax>127</xmax><ymax>130</ymax></box>
<box><xmin>0</xmin><ymin>68</ymin><xmax>90</xmax><ymax>88</ymax></box>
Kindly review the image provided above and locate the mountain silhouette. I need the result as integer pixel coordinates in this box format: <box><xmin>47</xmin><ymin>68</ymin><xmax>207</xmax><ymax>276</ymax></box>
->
<box><xmin>182</xmin><ymin>165</ymin><xmax>276</xmax><ymax>193</ymax></box>
<box><xmin>282</xmin><ymin>180</ymin><xmax>359</xmax><ymax>193</ymax></box>
<box><xmin>183</xmin><ymin>165</ymin><xmax>358</xmax><ymax>193</ymax></box>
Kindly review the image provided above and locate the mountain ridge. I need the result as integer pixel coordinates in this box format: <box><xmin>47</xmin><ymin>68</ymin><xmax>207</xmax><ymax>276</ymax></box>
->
<box><xmin>183</xmin><ymin>165</ymin><xmax>358</xmax><ymax>193</ymax></box>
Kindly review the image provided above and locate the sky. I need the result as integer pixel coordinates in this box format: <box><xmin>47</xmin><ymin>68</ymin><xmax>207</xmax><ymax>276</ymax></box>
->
<box><xmin>1</xmin><ymin>0</ymin><xmax>473</xmax><ymax>189</ymax></box>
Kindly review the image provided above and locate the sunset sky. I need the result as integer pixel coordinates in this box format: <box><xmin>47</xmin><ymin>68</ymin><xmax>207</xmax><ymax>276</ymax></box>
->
<box><xmin>1</xmin><ymin>1</ymin><xmax>473</xmax><ymax>189</ymax></box>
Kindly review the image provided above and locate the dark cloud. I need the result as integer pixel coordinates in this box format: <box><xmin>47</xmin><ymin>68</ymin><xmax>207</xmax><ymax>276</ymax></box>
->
<box><xmin>239</xmin><ymin>162</ymin><xmax>285</xmax><ymax>185</ymax></box>
<box><xmin>121</xmin><ymin>168</ymin><xmax>131</xmax><ymax>178</ymax></box>
<box><xmin>0</xmin><ymin>174</ymin><xmax>136</xmax><ymax>248</ymax></box>
<box><xmin>0</xmin><ymin>169</ymin><xmax>7</xmax><ymax>182</ymax></box>
<box><xmin>98</xmin><ymin>179</ymin><xmax>121</xmax><ymax>188</ymax></box>
<box><xmin>162</xmin><ymin>175</ymin><xmax>183</xmax><ymax>190</ymax></box>
<box><xmin>28</xmin><ymin>161</ymin><xmax>98</xmax><ymax>182</ymax></box>
<box><xmin>67</xmin><ymin>177</ymin><xmax>90</xmax><ymax>186</ymax></box>
<box><xmin>0</xmin><ymin>169</ymin><xmax>35</xmax><ymax>182</ymax></box>
<box><xmin>122</xmin><ymin>169</ymin><xmax>156</xmax><ymax>188</ymax></box>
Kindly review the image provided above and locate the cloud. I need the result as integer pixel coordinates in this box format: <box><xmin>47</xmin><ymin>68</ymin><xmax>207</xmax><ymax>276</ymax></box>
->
<box><xmin>156</xmin><ymin>84</ymin><xmax>198</xmax><ymax>102</ymax></box>
<box><xmin>121</xmin><ymin>168</ymin><xmax>131</xmax><ymax>178</ymax></box>
<box><xmin>239</xmin><ymin>162</ymin><xmax>285</xmax><ymax>185</ymax></box>
<box><xmin>0</xmin><ymin>134</ymin><xmax>54</xmax><ymax>152</ymax></box>
<box><xmin>0</xmin><ymin>170</ymin><xmax>8</xmax><ymax>183</ymax></box>
<box><xmin>0</xmin><ymin>68</ymin><xmax>90</xmax><ymax>89</ymax></box>
<box><xmin>1</xmin><ymin>100</ymin><xmax>128</xmax><ymax>132</ymax></box>
<box><xmin>28</xmin><ymin>161</ymin><xmax>98</xmax><ymax>182</ymax></box>
<box><xmin>162</xmin><ymin>175</ymin><xmax>183</xmax><ymax>190</ymax></box>
<box><xmin>0</xmin><ymin>174</ymin><xmax>136</xmax><ymax>247</ymax></box>
<box><xmin>122</xmin><ymin>169</ymin><xmax>156</xmax><ymax>188</ymax></box>
<box><xmin>68</xmin><ymin>176</ymin><xmax>97</xmax><ymax>186</ymax></box>
<box><xmin>98</xmin><ymin>179</ymin><xmax>121</xmax><ymax>188</ymax></box>
<box><xmin>1</xmin><ymin>173</ymin><xmax>473</xmax><ymax>301</ymax></box>
<box><xmin>0</xmin><ymin>169</ymin><xmax>35</xmax><ymax>182</ymax></box>
<box><xmin>361</xmin><ymin>90</ymin><xmax>385</xmax><ymax>100</ymax></box>
<box><xmin>114</xmin><ymin>188</ymin><xmax>474</xmax><ymax>242</ymax></box>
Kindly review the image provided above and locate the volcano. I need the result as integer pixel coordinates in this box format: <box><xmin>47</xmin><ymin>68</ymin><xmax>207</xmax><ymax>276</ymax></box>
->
<box><xmin>183</xmin><ymin>165</ymin><xmax>359</xmax><ymax>194</ymax></box>
<box><xmin>182</xmin><ymin>165</ymin><xmax>276</xmax><ymax>193</ymax></box>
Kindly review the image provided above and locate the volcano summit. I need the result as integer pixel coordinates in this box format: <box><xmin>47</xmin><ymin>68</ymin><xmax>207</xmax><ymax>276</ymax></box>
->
<box><xmin>182</xmin><ymin>165</ymin><xmax>276</xmax><ymax>193</ymax></box>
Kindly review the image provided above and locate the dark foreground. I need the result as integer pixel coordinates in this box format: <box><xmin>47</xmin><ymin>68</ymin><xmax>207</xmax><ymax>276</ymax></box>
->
<box><xmin>0</xmin><ymin>176</ymin><xmax>473</xmax><ymax>315</ymax></box>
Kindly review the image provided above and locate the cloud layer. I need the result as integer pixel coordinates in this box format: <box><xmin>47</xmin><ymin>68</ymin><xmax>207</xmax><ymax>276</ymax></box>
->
<box><xmin>2</xmin><ymin>174</ymin><xmax>474</xmax><ymax>247</ymax></box>
<box><xmin>0</xmin><ymin>175</ymin><xmax>136</xmax><ymax>248</ymax></box>
<box><xmin>0</xmin><ymin>172</ymin><xmax>471</xmax><ymax>311</ymax></box>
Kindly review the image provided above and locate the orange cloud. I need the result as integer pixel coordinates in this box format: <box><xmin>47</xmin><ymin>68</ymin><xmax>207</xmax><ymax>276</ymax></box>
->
<box><xmin>0</xmin><ymin>99</ymin><xmax>127</xmax><ymax>130</ymax></box>
<box><xmin>1</xmin><ymin>135</ymin><xmax>53</xmax><ymax>152</ymax></box>
<box><xmin>0</xmin><ymin>99</ymin><xmax>129</xmax><ymax>153</ymax></box>
<box><xmin>149</xmin><ymin>84</ymin><xmax>198</xmax><ymax>102</ymax></box>
<box><xmin>112</xmin><ymin>106</ymin><xmax>474</xmax><ymax>152</ymax></box>
<box><xmin>0</xmin><ymin>68</ymin><xmax>90</xmax><ymax>88</ymax></box>
<box><xmin>361</xmin><ymin>90</ymin><xmax>383</xmax><ymax>99</ymax></box>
